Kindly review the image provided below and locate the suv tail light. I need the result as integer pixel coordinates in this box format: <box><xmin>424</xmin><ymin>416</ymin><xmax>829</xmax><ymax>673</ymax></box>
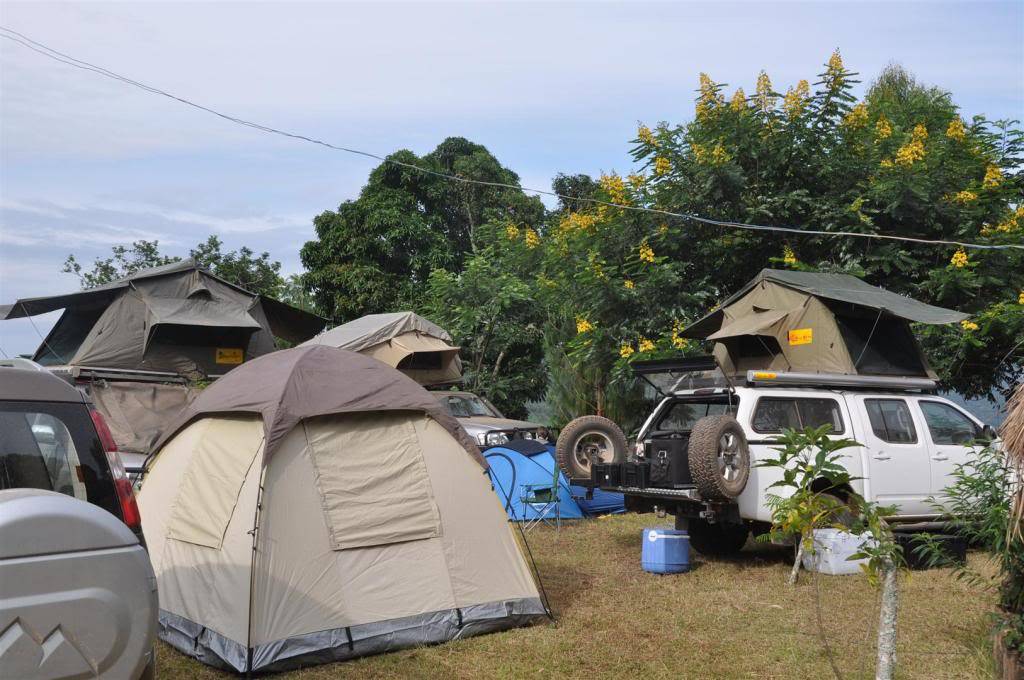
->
<box><xmin>90</xmin><ymin>408</ymin><xmax>141</xmax><ymax>531</ymax></box>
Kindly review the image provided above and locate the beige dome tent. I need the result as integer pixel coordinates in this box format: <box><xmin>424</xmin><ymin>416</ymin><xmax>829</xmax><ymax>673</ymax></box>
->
<box><xmin>683</xmin><ymin>269</ymin><xmax>967</xmax><ymax>378</ymax></box>
<box><xmin>138</xmin><ymin>345</ymin><xmax>544</xmax><ymax>673</ymax></box>
<box><xmin>302</xmin><ymin>311</ymin><xmax>462</xmax><ymax>386</ymax></box>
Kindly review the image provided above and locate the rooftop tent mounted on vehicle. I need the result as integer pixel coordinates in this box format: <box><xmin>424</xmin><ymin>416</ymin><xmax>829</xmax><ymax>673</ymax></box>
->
<box><xmin>0</xmin><ymin>259</ymin><xmax>327</xmax><ymax>378</ymax></box>
<box><xmin>681</xmin><ymin>268</ymin><xmax>968</xmax><ymax>379</ymax></box>
<box><xmin>302</xmin><ymin>311</ymin><xmax>462</xmax><ymax>386</ymax></box>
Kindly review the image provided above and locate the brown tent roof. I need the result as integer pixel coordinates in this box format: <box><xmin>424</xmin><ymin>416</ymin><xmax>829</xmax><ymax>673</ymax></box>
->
<box><xmin>151</xmin><ymin>344</ymin><xmax>485</xmax><ymax>466</ymax></box>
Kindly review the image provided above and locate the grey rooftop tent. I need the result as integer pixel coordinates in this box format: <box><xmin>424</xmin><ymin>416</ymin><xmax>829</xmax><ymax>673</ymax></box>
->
<box><xmin>682</xmin><ymin>269</ymin><xmax>968</xmax><ymax>378</ymax></box>
<box><xmin>0</xmin><ymin>259</ymin><xmax>326</xmax><ymax>377</ymax></box>
<box><xmin>302</xmin><ymin>311</ymin><xmax>462</xmax><ymax>386</ymax></box>
<box><xmin>139</xmin><ymin>345</ymin><xmax>544</xmax><ymax>673</ymax></box>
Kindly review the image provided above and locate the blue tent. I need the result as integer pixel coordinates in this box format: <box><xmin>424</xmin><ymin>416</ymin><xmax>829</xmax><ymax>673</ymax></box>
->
<box><xmin>483</xmin><ymin>441</ymin><xmax>624</xmax><ymax>521</ymax></box>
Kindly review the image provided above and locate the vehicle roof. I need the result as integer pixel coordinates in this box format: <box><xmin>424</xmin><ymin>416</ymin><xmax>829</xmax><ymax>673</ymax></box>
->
<box><xmin>671</xmin><ymin>384</ymin><xmax>938</xmax><ymax>397</ymax></box>
<box><xmin>429</xmin><ymin>390</ymin><xmax>480</xmax><ymax>398</ymax></box>
<box><xmin>0</xmin><ymin>367</ymin><xmax>87</xmax><ymax>403</ymax></box>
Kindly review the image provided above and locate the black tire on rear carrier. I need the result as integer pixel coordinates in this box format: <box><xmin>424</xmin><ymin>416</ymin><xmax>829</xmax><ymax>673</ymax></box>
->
<box><xmin>687</xmin><ymin>414</ymin><xmax>751</xmax><ymax>501</ymax></box>
<box><xmin>555</xmin><ymin>415</ymin><xmax>628</xmax><ymax>479</ymax></box>
<box><xmin>684</xmin><ymin>517</ymin><xmax>750</xmax><ymax>557</ymax></box>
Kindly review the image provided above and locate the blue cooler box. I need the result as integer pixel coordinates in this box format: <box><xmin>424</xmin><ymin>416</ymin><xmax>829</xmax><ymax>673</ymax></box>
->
<box><xmin>641</xmin><ymin>527</ymin><xmax>690</xmax><ymax>574</ymax></box>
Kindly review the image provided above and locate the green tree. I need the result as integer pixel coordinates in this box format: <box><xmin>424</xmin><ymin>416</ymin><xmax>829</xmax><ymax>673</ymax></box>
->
<box><xmin>629</xmin><ymin>54</ymin><xmax>1023</xmax><ymax>398</ymax></box>
<box><xmin>63</xmin><ymin>240</ymin><xmax>176</xmax><ymax>288</ymax></box>
<box><xmin>300</xmin><ymin>137</ymin><xmax>546</xmax><ymax>322</ymax></box>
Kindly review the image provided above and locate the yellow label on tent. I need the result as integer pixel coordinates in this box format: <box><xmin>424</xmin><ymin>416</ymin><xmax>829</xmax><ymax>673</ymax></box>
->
<box><xmin>788</xmin><ymin>328</ymin><xmax>813</xmax><ymax>346</ymax></box>
<box><xmin>215</xmin><ymin>348</ymin><xmax>244</xmax><ymax>364</ymax></box>
<box><xmin>753</xmin><ymin>372</ymin><xmax>777</xmax><ymax>380</ymax></box>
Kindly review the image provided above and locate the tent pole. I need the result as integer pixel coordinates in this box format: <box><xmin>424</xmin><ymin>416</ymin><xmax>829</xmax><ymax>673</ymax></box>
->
<box><xmin>853</xmin><ymin>308</ymin><xmax>884</xmax><ymax>371</ymax></box>
<box><xmin>245</xmin><ymin>441</ymin><xmax>267</xmax><ymax>678</ymax></box>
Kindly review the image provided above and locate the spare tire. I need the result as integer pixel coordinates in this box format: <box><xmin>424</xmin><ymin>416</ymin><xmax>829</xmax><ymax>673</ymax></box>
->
<box><xmin>687</xmin><ymin>415</ymin><xmax>750</xmax><ymax>501</ymax></box>
<box><xmin>556</xmin><ymin>415</ymin><xmax>628</xmax><ymax>479</ymax></box>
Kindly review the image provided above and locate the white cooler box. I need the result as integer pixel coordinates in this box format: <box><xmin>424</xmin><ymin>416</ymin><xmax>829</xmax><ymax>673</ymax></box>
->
<box><xmin>801</xmin><ymin>528</ymin><xmax>875</xmax><ymax>576</ymax></box>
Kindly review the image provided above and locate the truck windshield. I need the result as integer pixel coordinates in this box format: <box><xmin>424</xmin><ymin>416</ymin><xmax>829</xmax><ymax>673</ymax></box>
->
<box><xmin>437</xmin><ymin>394</ymin><xmax>502</xmax><ymax>418</ymax></box>
<box><xmin>654</xmin><ymin>398</ymin><xmax>737</xmax><ymax>432</ymax></box>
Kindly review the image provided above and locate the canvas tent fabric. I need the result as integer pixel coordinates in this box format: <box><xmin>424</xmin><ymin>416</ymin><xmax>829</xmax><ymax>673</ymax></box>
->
<box><xmin>152</xmin><ymin>344</ymin><xmax>483</xmax><ymax>467</ymax></box>
<box><xmin>138</xmin><ymin>346</ymin><xmax>545</xmax><ymax>673</ymax></box>
<box><xmin>302</xmin><ymin>311</ymin><xmax>463</xmax><ymax>385</ymax></box>
<box><xmin>0</xmin><ymin>259</ymin><xmax>326</xmax><ymax>377</ymax></box>
<box><xmin>683</xmin><ymin>269</ymin><xmax>967</xmax><ymax>378</ymax></box>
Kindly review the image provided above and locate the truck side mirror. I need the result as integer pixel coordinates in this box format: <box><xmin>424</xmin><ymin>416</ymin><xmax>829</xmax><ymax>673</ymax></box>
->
<box><xmin>981</xmin><ymin>424</ymin><xmax>998</xmax><ymax>442</ymax></box>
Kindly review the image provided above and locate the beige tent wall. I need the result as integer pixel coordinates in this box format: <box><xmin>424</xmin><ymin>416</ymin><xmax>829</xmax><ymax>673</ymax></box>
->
<box><xmin>361</xmin><ymin>332</ymin><xmax>462</xmax><ymax>385</ymax></box>
<box><xmin>139</xmin><ymin>416</ymin><xmax>265</xmax><ymax>647</ymax></box>
<box><xmin>251</xmin><ymin>413</ymin><xmax>539</xmax><ymax>646</ymax></box>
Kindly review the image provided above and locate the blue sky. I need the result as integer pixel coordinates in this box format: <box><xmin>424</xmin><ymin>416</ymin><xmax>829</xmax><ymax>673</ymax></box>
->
<box><xmin>1</xmin><ymin>0</ymin><xmax>1022</xmax><ymax>357</ymax></box>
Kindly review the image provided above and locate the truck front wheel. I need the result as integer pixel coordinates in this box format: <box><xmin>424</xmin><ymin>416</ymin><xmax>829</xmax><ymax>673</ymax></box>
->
<box><xmin>681</xmin><ymin>517</ymin><xmax>749</xmax><ymax>557</ymax></box>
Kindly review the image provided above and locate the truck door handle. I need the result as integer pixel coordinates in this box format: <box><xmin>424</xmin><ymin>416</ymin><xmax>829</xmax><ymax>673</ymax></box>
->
<box><xmin>872</xmin><ymin>453</ymin><xmax>891</xmax><ymax>461</ymax></box>
<box><xmin>932</xmin><ymin>455</ymin><xmax>949</xmax><ymax>461</ymax></box>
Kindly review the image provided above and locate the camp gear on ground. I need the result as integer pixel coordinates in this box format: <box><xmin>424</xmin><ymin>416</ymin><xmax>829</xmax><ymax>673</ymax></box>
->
<box><xmin>801</xmin><ymin>529</ymin><xmax>875</xmax><ymax>575</ymax></box>
<box><xmin>302</xmin><ymin>311</ymin><xmax>461</xmax><ymax>385</ymax></box>
<box><xmin>641</xmin><ymin>528</ymin><xmax>691</xmax><ymax>574</ymax></box>
<box><xmin>138</xmin><ymin>345</ymin><xmax>544</xmax><ymax>673</ymax></box>
<box><xmin>0</xmin><ymin>259</ymin><xmax>325</xmax><ymax>377</ymax></box>
<box><xmin>683</xmin><ymin>269</ymin><xmax>967</xmax><ymax>379</ymax></box>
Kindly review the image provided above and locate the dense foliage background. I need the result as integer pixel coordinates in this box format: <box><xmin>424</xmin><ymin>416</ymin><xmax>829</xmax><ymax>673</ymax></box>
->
<box><xmin>67</xmin><ymin>54</ymin><xmax>1023</xmax><ymax>425</ymax></box>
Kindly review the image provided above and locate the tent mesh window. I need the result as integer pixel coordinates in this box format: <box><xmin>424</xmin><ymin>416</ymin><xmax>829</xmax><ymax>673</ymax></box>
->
<box><xmin>832</xmin><ymin>310</ymin><xmax>927</xmax><ymax>376</ymax></box>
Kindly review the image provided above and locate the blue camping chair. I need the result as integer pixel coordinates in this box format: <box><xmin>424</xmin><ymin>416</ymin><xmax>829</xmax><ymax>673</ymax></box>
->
<box><xmin>520</xmin><ymin>459</ymin><xmax>561</xmax><ymax>531</ymax></box>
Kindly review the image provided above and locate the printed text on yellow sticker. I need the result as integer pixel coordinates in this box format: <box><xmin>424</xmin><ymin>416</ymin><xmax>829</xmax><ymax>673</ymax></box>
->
<box><xmin>215</xmin><ymin>348</ymin><xmax>244</xmax><ymax>364</ymax></box>
<box><xmin>788</xmin><ymin>328</ymin><xmax>813</xmax><ymax>346</ymax></box>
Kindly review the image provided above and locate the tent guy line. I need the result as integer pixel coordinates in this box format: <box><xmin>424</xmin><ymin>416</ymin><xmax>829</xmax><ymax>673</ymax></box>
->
<box><xmin>2</xmin><ymin>26</ymin><xmax>1022</xmax><ymax>253</ymax></box>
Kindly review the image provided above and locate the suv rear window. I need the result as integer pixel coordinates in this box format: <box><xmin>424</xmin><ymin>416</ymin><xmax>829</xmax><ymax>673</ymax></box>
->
<box><xmin>752</xmin><ymin>397</ymin><xmax>845</xmax><ymax>434</ymax></box>
<box><xmin>655</xmin><ymin>398</ymin><xmax>738</xmax><ymax>432</ymax></box>
<box><xmin>0</xmin><ymin>401</ymin><xmax>119</xmax><ymax>517</ymax></box>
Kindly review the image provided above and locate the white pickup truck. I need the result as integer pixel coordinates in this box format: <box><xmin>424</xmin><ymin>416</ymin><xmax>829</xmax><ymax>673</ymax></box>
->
<box><xmin>586</xmin><ymin>358</ymin><xmax>996</xmax><ymax>556</ymax></box>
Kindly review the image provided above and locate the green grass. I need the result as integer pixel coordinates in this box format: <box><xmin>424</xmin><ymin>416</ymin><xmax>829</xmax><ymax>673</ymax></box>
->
<box><xmin>157</xmin><ymin>513</ymin><xmax>996</xmax><ymax>678</ymax></box>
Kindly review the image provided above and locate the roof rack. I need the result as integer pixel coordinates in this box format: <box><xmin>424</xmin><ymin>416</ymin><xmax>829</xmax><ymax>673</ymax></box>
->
<box><xmin>745</xmin><ymin>370</ymin><xmax>937</xmax><ymax>391</ymax></box>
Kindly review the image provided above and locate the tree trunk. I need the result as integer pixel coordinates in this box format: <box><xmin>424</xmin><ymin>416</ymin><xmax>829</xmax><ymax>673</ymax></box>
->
<box><xmin>875</xmin><ymin>558</ymin><xmax>899</xmax><ymax>680</ymax></box>
<box><xmin>788</xmin><ymin>538</ymin><xmax>804</xmax><ymax>586</ymax></box>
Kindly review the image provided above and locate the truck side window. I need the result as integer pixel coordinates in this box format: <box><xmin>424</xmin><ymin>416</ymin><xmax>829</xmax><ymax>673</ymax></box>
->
<box><xmin>752</xmin><ymin>397</ymin><xmax>844</xmax><ymax>434</ymax></box>
<box><xmin>919</xmin><ymin>401</ymin><xmax>978</xmax><ymax>445</ymax></box>
<box><xmin>865</xmin><ymin>399</ymin><xmax>917</xmax><ymax>444</ymax></box>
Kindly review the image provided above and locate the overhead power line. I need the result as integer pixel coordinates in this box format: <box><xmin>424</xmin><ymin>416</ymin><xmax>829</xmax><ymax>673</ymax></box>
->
<box><xmin>2</xmin><ymin>25</ymin><xmax>1021</xmax><ymax>252</ymax></box>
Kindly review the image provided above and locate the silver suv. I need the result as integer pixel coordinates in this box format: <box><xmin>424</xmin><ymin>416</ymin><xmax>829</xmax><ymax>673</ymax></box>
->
<box><xmin>0</xmin><ymin>365</ymin><xmax>157</xmax><ymax>679</ymax></box>
<box><xmin>431</xmin><ymin>390</ymin><xmax>547</xmax><ymax>448</ymax></box>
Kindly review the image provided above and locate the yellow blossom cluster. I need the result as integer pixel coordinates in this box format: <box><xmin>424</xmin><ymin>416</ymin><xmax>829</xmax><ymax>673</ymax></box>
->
<box><xmin>575</xmin><ymin>316</ymin><xmax>594</xmax><ymax>334</ymax></box>
<box><xmin>754</xmin><ymin>71</ymin><xmax>775</xmax><ymax>113</ymax></box>
<box><xmin>952</xmin><ymin>190</ymin><xmax>977</xmax><ymax>203</ymax></box>
<box><xmin>960</xmin><ymin>320</ymin><xmax>979</xmax><ymax>332</ymax></box>
<box><xmin>983</xmin><ymin>206</ymin><xmax>1024</xmax><ymax>235</ymax></box>
<box><xmin>587</xmin><ymin>251</ymin><xmax>607</xmax><ymax>280</ymax></box>
<box><xmin>619</xmin><ymin>343</ymin><xmax>635</xmax><ymax>359</ymax></box>
<box><xmin>638</xmin><ymin>337</ymin><xmax>656</xmax><ymax>353</ymax></box>
<box><xmin>875</xmin><ymin>115</ymin><xmax>893</xmax><ymax>141</ymax></box>
<box><xmin>894</xmin><ymin>124</ymin><xmax>928</xmax><ymax>167</ymax></box>
<box><xmin>654</xmin><ymin>156</ymin><xmax>672</xmax><ymax>176</ymax></box>
<box><xmin>983</xmin><ymin>164</ymin><xmax>1002</xmax><ymax>188</ymax></box>
<box><xmin>670</xmin><ymin>320</ymin><xmax>688</xmax><ymax>350</ymax></box>
<box><xmin>524</xmin><ymin>228</ymin><xmax>540</xmax><ymax>249</ymax></box>
<box><xmin>1019</xmin><ymin>291</ymin><xmax>1024</xmax><ymax>305</ymax></box>
<box><xmin>691</xmin><ymin>143</ymin><xmax>731</xmax><ymax>166</ymax></box>
<box><xmin>825</xmin><ymin>49</ymin><xmax>845</xmax><ymax>87</ymax></box>
<box><xmin>637</xmin><ymin>124</ymin><xmax>656</xmax><ymax>145</ymax></box>
<box><xmin>843</xmin><ymin>102</ymin><xmax>869</xmax><ymax>128</ymax></box>
<box><xmin>638</xmin><ymin>240</ymin><xmax>655</xmax><ymax>263</ymax></box>
<box><xmin>783</xmin><ymin>245</ymin><xmax>797</xmax><ymax>265</ymax></box>
<box><xmin>782</xmin><ymin>80</ymin><xmax>810</xmax><ymax>118</ymax></box>
<box><xmin>950</xmin><ymin>248</ymin><xmax>969</xmax><ymax>268</ymax></box>
<box><xmin>946</xmin><ymin>118</ymin><xmax>967</xmax><ymax>142</ymax></box>
<box><xmin>600</xmin><ymin>173</ymin><xmax>627</xmax><ymax>205</ymax></box>
<box><xmin>627</xmin><ymin>173</ymin><xmax>646</xmax><ymax>191</ymax></box>
<box><xmin>505</xmin><ymin>223</ymin><xmax>520</xmax><ymax>240</ymax></box>
<box><xmin>623</xmin><ymin>279</ymin><xmax>635</xmax><ymax>290</ymax></box>
<box><xmin>730</xmin><ymin>88</ymin><xmax>746</xmax><ymax>112</ymax></box>
<box><xmin>559</xmin><ymin>211</ymin><xmax>598</xmax><ymax>234</ymax></box>
<box><xmin>658</xmin><ymin>222</ymin><xmax>669</xmax><ymax>236</ymax></box>
<box><xmin>696</xmin><ymin>73</ymin><xmax>724</xmax><ymax>119</ymax></box>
